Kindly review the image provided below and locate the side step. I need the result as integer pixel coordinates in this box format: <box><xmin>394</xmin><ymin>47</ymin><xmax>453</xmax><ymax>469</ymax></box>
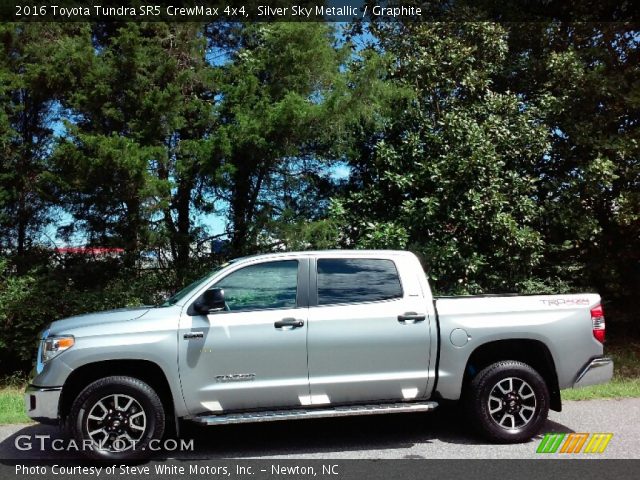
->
<box><xmin>190</xmin><ymin>401</ymin><xmax>438</xmax><ymax>426</ymax></box>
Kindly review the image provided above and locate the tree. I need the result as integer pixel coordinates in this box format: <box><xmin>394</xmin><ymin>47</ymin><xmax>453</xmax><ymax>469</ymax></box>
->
<box><xmin>217</xmin><ymin>23</ymin><xmax>349</xmax><ymax>256</ymax></box>
<box><xmin>499</xmin><ymin>23</ymin><xmax>640</xmax><ymax>310</ymax></box>
<box><xmin>0</xmin><ymin>23</ymin><xmax>86</xmax><ymax>270</ymax></box>
<box><xmin>335</xmin><ymin>22</ymin><xmax>550</xmax><ymax>294</ymax></box>
<box><xmin>53</xmin><ymin>23</ymin><xmax>220</xmax><ymax>277</ymax></box>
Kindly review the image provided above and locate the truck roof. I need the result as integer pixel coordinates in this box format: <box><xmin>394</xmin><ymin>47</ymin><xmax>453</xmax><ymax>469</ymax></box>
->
<box><xmin>231</xmin><ymin>249</ymin><xmax>417</xmax><ymax>263</ymax></box>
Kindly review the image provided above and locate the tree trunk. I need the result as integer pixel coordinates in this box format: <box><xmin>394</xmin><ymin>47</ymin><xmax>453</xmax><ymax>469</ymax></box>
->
<box><xmin>123</xmin><ymin>198</ymin><xmax>141</xmax><ymax>270</ymax></box>
<box><xmin>175</xmin><ymin>178</ymin><xmax>193</xmax><ymax>282</ymax></box>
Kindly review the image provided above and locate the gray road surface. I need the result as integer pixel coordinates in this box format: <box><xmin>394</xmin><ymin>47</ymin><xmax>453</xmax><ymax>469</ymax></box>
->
<box><xmin>1</xmin><ymin>398</ymin><xmax>638</xmax><ymax>460</ymax></box>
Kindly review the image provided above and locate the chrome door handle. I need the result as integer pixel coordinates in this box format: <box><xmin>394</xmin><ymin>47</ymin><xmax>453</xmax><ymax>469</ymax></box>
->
<box><xmin>397</xmin><ymin>312</ymin><xmax>426</xmax><ymax>323</ymax></box>
<box><xmin>274</xmin><ymin>318</ymin><xmax>305</xmax><ymax>329</ymax></box>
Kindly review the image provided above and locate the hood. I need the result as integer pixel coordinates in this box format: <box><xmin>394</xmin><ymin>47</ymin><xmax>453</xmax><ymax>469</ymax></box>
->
<box><xmin>48</xmin><ymin>306</ymin><xmax>152</xmax><ymax>335</ymax></box>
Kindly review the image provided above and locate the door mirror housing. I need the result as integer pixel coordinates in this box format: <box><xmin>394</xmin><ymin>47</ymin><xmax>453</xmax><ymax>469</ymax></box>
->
<box><xmin>193</xmin><ymin>288</ymin><xmax>226</xmax><ymax>315</ymax></box>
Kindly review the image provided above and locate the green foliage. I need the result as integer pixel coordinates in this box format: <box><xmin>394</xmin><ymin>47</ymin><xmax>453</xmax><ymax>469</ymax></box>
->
<box><xmin>359</xmin><ymin>222</ymin><xmax>410</xmax><ymax>250</ymax></box>
<box><xmin>0</xmin><ymin>254</ymin><xmax>179</xmax><ymax>371</ymax></box>
<box><xmin>0</xmin><ymin>23</ymin><xmax>86</xmax><ymax>263</ymax></box>
<box><xmin>219</xmin><ymin>23</ymin><xmax>350</xmax><ymax>256</ymax></box>
<box><xmin>336</xmin><ymin>23</ymin><xmax>549</xmax><ymax>294</ymax></box>
<box><xmin>332</xmin><ymin>21</ymin><xmax>638</xmax><ymax>302</ymax></box>
<box><xmin>0</xmin><ymin>386</ymin><xmax>32</xmax><ymax>424</ymax></box>
<box><xmin>468</xmin><ymin>22</ymin><xmax>640</xmax><ymax>318</ymax></box>
<box><xmin>0</xmin><ymin>259</ymin><xmax>35</xmax><ymax>354</ymax></box>
<box><xmin>51</xmin><ymin>23</ymin><xmax>220</xmax><ymax>275</ymax></box>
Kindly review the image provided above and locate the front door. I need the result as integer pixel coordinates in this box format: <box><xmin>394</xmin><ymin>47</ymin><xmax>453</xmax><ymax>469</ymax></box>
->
<box><xmin>178</xmin><ymin>259</ymin><xmax>310</xmax><ymax>415</ymax></box>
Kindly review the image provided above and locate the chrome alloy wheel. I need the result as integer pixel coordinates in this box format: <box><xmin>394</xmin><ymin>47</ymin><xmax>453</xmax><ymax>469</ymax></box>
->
<box><xmin>487</xmin><ymin>377</ymin><xmax>537</xmax><ymax>430</ymax></box>
<box><xmin>85</xmin><ymin>394</ymin><xmax>147</xmax><ymax>452</ymax></box>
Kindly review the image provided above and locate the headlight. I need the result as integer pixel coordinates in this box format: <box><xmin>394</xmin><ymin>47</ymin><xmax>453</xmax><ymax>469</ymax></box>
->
<box><xmin>41</xmin><ymin>335</ymin><xmax>75</xmax><ymax>363</ymax></box>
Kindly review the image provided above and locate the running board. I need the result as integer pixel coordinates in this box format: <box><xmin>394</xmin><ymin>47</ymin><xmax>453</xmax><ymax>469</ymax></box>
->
<box><xmin>190</xmin><ymin>401</ymin><xmax>439</xmax><ymax>426</ymax></box>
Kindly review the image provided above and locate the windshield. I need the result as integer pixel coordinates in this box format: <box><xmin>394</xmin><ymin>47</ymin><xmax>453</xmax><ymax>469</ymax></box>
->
<box><xmin>159</xmin><ymin>263</ymin><xmax>229</xmax><ymax>307</ymax></box>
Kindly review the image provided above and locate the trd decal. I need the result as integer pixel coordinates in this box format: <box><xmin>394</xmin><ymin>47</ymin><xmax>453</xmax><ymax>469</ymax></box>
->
<box><xmin>540</xmin><ymin>298</ymin><xmax>590</xmax><ymax>306</ymax></box>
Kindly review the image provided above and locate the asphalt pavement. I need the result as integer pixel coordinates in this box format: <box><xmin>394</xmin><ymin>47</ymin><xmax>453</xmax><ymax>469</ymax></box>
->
<box><xmin>1</xmin><ymin>398</ymin><xmax>638</xmax><ymax>460</ymax></box>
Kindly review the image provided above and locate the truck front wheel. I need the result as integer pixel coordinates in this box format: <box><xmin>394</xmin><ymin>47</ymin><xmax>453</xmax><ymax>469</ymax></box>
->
<box><xmin>66</xmin><ymin>376</ymin><xmax>165</xmax><ymax>459</ymax></box>
<box><xmin>466</xmin><ymin>360</ymin><xmax>550</xmax><ymax>443</ymax></box>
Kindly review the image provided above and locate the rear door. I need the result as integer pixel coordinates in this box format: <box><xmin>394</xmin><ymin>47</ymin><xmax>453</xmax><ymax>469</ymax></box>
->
<box><xmin>178</xmin><ymin>258</ymin><xmax>310</xmax><ymax>414</ymax></box>
<box><xmin>306</xmin><ymin>255</ymin><xmax>431</xmax><ymax>405</ymax></box>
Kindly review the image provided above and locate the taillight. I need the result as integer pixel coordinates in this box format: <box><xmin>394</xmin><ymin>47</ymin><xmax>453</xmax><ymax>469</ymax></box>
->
<box><xmin>591</xmin><ymin>304</ymin><xmax>605</xmax><ymax>343</ymax></box>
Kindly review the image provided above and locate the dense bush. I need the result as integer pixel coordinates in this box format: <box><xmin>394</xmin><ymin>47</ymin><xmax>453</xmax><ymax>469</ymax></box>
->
<box><xmin>0</xmin><ymin>254</ymin><xmax>186</xmax><ymax>373</ymax></box>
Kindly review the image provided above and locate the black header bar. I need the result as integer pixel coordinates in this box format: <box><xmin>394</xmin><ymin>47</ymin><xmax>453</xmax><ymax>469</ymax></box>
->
<box><xmin>2</xmin><ymin>1</ymin><xmax>639</xmax><ymax>22</ymax></box>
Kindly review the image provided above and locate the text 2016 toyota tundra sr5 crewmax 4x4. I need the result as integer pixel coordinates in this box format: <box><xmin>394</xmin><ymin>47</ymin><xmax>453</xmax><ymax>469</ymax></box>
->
<box><xmin>25</xmin><ymin>250</ymin><xmax>613</xmax><ymax>458</ymax></box>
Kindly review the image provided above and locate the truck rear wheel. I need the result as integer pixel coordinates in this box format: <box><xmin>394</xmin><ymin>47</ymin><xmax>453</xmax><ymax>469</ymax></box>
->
<box><xmin>67</xmin><ymin>376</ymin><xmax>165</xmax><ymax>459</ymax></box>
<box><xmin>466</xmin><ymin>360</ymin><xmax>549</xmax><ymax>443</ymax></box>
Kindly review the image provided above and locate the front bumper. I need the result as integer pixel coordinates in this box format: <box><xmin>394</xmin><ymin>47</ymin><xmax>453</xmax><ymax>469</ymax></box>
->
<box><xmin>24</xmin><ymin>385</ymin><xmax>62</xmax><ymax>424</ymax></box>
<box><xmin>573</xmin><ymin>357</ymin><xmax>614</xmax><ymax>389</ymax></box>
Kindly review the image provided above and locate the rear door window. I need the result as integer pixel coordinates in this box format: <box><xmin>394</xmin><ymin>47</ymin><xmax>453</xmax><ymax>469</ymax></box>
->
<box><xmin>316</xmin><ymin>258</ymin><xmax>403</xmax><ymax>305</ymax></box>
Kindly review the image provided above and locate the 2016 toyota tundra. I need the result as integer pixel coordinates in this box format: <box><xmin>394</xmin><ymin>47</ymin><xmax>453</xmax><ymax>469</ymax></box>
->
<box><xmin>25</xmin><ymin>250</ymin><xmax>613</xmax><ymax>458</ymax></box>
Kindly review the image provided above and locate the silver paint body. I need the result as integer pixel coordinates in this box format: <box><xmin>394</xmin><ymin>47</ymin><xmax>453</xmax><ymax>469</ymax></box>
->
<box><xmin>25</xmin><ymin>250</ymin><xmax>611</xmax><ymax>423</ymax></box>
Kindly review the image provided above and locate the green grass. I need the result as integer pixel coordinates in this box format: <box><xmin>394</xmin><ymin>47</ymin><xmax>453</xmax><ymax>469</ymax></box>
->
<box><xmin>562</xmin><ymin>337</ymin><xmax>640</xmax><ymax>401</ymax></box>
<box><xmin>0</xmin><ymin>373</ymin><xmax>32</xmax><ymax>425</ymax></box>
<box><xmin>562</xmin><ymin>378</ymin><xmax>640</xmax><ymax>400</ymax></box>
<box><xmin>0</xmin><ymin>387</ymin><xmax>31</xmax><ymax>424</ymax></box>
<box><xmin>562</xmin><ymin>339</ymin><xmax>640</xmax><ymax>400</ymax></box>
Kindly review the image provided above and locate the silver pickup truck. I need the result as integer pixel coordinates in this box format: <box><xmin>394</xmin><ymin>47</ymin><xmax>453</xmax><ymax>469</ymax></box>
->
<box><xmin>25</xmin><ymin>250</ymin><xmax>613</xmax><ymax>458</ymax></box>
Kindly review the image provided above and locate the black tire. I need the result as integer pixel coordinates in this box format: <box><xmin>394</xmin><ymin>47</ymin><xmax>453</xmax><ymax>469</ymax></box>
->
<box><xmin>466</xmin><ymin>360</ymin><xmax>549</xmax><ymax>443</ymax></box>
<box><xmin>67</xmin><ymin>376</ymin><xmax>165</xmax><ymax>460</ymax></box>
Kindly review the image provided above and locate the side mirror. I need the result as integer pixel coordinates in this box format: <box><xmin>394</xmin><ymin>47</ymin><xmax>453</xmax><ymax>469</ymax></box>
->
<box><xmin>194</xmin><ymin>288</ymin><xmax>226</xmax><ymax>314</ymax></box>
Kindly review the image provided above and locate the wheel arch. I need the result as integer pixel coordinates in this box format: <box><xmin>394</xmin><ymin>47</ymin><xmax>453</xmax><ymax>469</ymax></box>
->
<box><xmin>59</xmin><ymin>359</ymin><xmax>177</xmax><ymax>426</ymax></box>
<box><xmin>462</xmin><ymin>339</ymin><xmax>561</xmax><ymax>412</ymax></box>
